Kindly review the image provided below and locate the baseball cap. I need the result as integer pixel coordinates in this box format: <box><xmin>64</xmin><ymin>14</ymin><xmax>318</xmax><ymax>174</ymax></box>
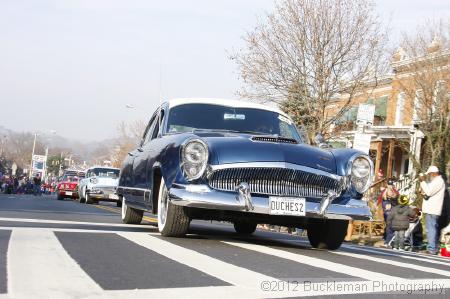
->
<box><xmin>398</xmin><ymin>195</ymin><xmax>408</xmax><ymax>205</ymax></box>
<box><xmin>425</xmin><ymin>165</ymin><xmax>439</xmax><ymax>174</ymax></box>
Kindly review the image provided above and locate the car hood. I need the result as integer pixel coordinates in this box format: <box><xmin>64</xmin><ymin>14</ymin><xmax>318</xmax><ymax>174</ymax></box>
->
<box><xmin>195</xmin><ymin>133</ymin><xmax>337</xmax><ymax>173</ymax></box>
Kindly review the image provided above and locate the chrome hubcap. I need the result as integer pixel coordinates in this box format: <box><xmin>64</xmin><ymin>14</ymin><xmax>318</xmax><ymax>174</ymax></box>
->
<box><xmin>159</xmin><ymin>188</ymin><xmax>168</xmax><ymax>226</ymax></box>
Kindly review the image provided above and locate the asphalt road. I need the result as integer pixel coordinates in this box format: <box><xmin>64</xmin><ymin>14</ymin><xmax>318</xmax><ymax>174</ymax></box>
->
<box><xmin>0</xmin><ymin>193</ymin><xmax>449</xmax><ymax>299</ymax></box>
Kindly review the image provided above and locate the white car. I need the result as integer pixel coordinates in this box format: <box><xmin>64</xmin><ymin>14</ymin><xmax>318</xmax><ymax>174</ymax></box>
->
<box><xmin>78</xmin><ymin>167</ymin><xmax>121</xmax><ymax>206</ymax></box>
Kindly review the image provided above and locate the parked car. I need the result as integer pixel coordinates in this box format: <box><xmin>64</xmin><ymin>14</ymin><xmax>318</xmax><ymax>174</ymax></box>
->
<box><xmin>56</xmin><ymin>170</ymin><xmax>85</xmax><ymax>200</ymax></box>
<box><xmin>117</xmin><ymin>98</ymin><xmax>373</xmax><ymax>250</ymax></box>
<box><xmin>78</xmin><ymin>167</ymin><xmax>120</xmax><ymax>205</ymax></box>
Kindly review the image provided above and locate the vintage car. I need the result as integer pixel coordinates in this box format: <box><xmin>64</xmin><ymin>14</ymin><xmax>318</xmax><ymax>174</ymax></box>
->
<box><xmin>56</xmin><ymin>170</ymin><xmax>85</xmax><ymax>200</ymax></box>
<box><xmin>118</xmin><ymin>98</ymin><xmax>373</xmax><ymax>250</ymax></box>
<box><xmin>77</xmin><ymin>167</ymin><xmax>121</xmax><ymax>205</ymax></box>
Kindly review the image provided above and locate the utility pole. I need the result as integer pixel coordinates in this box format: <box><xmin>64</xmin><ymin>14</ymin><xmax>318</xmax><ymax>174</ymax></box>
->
<box><xmin>29</xmin><ymin>133</ymin><xmax>37</xmax><ymax>179</ymax></box>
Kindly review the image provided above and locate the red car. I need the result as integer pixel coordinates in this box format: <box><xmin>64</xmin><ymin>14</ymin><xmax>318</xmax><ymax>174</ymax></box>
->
<box><xmin>56</xmin><ymin>171</ymin><xmax>85</xmax><ymax>200</ymax></box>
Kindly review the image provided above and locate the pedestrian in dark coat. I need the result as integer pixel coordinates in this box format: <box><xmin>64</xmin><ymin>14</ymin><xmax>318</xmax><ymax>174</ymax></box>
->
<box><xmin>387</xmin><ymin>196</ymin><xmax>416</xmax><ymax>250</ymax></box>
<box><xmin>378</xmin><ymin>179</ymin><xmax>399</xmax><ymax>246</ymax></box>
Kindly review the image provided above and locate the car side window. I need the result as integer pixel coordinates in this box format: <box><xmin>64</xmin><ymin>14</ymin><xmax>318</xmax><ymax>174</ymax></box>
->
<box><xmin>151</xmin><ymin>109</ymin><xmax>165</xmax><ymax>140</ymax></box>
<box><xmin>142</xmin><ymin>114</ymin><xmax>157</xmax><ymax>145</ymax></box>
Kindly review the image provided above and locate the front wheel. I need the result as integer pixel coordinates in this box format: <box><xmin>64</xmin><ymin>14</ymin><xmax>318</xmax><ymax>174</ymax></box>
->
<box><xmin>57</xmin><ymin>193</ymin><xmax>64</xmax><ymax>201</ymax></box>
<box><xmin>307</xmin><ymin>219</ymin><xmax>348</xmax><ymax>250</ymax></box>
<box><xmin>78</xmin><ymin>187</ymin><xmax>86</xmax><ymax>204</ymax></box>
<box><xmin>85</xmin><ymin>193</ymin><xmax>94</xmax><ymax>204</ymax></box>
<box><xmin>121</xmin><ymin>196</ymin><xmax>143</xmax><ymax>224</ymax></box>
<box><xmin>157</xmin><ymin>178</ymin><xmax>190</xmax><ymax>237</ymax></box>
<box><xmin>233</xmin><ymin>221</ymin><xmax>257</xmax><ymax>235</ymax></box>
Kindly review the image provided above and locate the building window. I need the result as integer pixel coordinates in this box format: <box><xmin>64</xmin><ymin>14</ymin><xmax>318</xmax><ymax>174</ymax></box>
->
<box><xmin>367</xmin><ymin>96</ymin><xmax>388</xmax><ymax>126</ymax></box>
<box><xmin>413</xmin><ymin>89</ymin><xmax>423</xmax><ymax>123</ymax></box>
<box><xmin>395</xmin><ymin>92</ymin><xmax>405</xmax><ymax>126</ymax></box>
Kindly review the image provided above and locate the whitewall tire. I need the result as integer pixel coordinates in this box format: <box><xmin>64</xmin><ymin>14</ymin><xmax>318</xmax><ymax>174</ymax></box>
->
<box><xmin>121</xmin><ymin>196</ymin><xmax>143</xmax><ymax>224</ymax></box>
<box><xmin>157</xmin><ymin>178</ymin><xmax>190</xmax><ymax>237</ymax></box>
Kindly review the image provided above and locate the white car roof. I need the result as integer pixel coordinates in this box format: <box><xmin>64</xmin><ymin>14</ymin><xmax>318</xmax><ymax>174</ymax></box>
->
<box><xmin>167</xmin><ymin>98</ymin><xmax>289</xmax><ymax>118</ymax></box>
<box><xmin>87</xmin><ymin>166</ymin><xmax>120</xmax><ymax>171</ymax></box>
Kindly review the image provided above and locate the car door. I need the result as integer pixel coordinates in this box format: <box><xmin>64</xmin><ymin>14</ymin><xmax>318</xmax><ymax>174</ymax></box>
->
<box><xmin>143</xmin><ymin>108</ymin><xmax>166</xmax><ymax>210</ymax></box>
<box><xmin>129</xmin><ymin>111</ymin><xmax>159</xmax><ymax>208</ymax></box>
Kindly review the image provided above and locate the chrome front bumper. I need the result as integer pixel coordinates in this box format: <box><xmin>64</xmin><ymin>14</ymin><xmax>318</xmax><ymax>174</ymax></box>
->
<box><xmin>169</xmin><ymin>184</ymin><xmax>371</xmax><ymax>221</ymax></box>
<box><xmin>87</xmin><ymin>186</ymin><xmax>119</xmax><ymax>200</ymax></box>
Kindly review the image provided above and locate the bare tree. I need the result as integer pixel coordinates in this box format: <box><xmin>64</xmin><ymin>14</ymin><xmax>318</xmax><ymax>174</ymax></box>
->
<box><xmin>2</xmin><ymin>132</ymin><xmax>45</xmax><ymax>170</ymax></box>
<box><xmin>111</xmin><ymin>120</ymin><xmax>146</xmax><ymax>168</ymax></box>
<box><xmin>394</xmin><ymin>19</ymin><xmax>450</xmax><ymax>176</ymax></box>
<box><xmin>232</xmin><ymin>0</ymin><xmax>387</xmax><ymax>143</ymax></box>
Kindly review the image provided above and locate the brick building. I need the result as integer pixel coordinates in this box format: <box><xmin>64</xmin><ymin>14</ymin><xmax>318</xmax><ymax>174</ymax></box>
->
<box><xmin>326</xmin><ymin>37</ymin><xmax>449</xmax><ymax>180</ymax></box>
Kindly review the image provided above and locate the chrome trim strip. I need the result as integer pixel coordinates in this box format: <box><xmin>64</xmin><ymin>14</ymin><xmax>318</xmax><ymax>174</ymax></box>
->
<box><xmin>210</xmin><ymin>162</ymin><xmax>341</xmax><ymax>180</ymax></box>
<box><xmin>117</xmin><ymin>186</ymin><xmax>150</xmax><ymax>192</ymax></box>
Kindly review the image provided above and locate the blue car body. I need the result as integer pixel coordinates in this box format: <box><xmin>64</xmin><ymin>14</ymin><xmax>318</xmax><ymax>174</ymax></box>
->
<box><xmin>117</xmin><ymin>99</ymin><xmax>373</xmax><ymax>229</ymax></box>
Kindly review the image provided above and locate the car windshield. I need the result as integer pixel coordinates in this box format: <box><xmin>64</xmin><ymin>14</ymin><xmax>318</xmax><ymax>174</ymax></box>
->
<box><xmin>166</xmin><ymin>104</ymin><xmax>301</xmax><ymax>141</ymax></box>
<box><xmin>62</xmin><ymin>176</ymin><xmax>78</xmax><ymax>182</ymax></box>
<box><xmin>91</xmin><ymin>168</ymin><xmax>119</xmax><ymax>178</ymax></box>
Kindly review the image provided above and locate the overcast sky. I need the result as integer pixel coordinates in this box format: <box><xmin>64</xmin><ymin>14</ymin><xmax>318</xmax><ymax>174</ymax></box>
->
<box><xmin>0</xmin><ymin>0</ymin><xmax>449</xmax><ymax>142</ymax></box>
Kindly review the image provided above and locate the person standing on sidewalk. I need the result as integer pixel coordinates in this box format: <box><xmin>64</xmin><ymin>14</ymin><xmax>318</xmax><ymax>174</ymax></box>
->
<box><xmin>377</xmin><ymin>179</ymin><xmax>399</xmax><ymax>247</ymax></box>
<box><xmin>419</xmin><ymin>165</ymin><xmax>446</xmax><ymax>255</ymax></box>
<box><xmin>387</xmin><ymin>195</ymin><xmax>416</xmax><ymax>250</ymax></box>
<box><xmin>33</xmin><ymin>174</ymin><xmax>42</xmax><ymax>196</ymax></box>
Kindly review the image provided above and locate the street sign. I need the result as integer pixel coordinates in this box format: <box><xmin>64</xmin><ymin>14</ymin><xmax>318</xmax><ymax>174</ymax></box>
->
<box><xmin>32</xmin><ymin>154</ymin><xmax>47</xmax><ymax>178</ymax></box>
<box><xmin>353</xmin><ymin>133</ymin><xmax>372</xmax><ymax>154</ymax></box>
<box><xmin>356</xmin><ymin>103</ymin><xmax>375</xmax><ymax>126</ymax></box>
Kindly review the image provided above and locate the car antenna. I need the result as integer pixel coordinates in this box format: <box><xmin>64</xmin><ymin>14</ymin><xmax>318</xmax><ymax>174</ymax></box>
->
<box><xmin>158</xmin><ymin>66</ymin><xmax>163</xmax><ymax>131</ymax></box>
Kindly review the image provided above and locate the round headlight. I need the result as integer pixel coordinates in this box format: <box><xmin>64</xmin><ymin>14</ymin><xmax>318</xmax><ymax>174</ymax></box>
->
<box><xmin>181</xmin><ymin>139</ymin><xmax>208</xmax><ymax>181</ymax></box>
<box><xmin>350</xmin><ymin>156</ymin><xmax>373</xmax><ymax>193</ymax></box>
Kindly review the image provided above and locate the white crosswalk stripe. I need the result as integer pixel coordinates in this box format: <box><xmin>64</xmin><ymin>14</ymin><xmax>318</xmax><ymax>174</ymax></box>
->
<box><xmin>7</xmin><ymin>228</ymin><xmax>103</xmax><ymax>298</ymax></box>
<box><xmin>331</xmin><ymin>250</ymin><xmax>450</xmax><ymax>277</ymax></box>
<box><xmin>118</xmin><ymin>232</ymin><xmax>276</xmax><ymax>289</ymax></box>
<box><xmin>341</xmin><ymin>245</ymin><xmax>450</xmax><ymax>266</ymax></box>
<box><xmin>271</xmin><ymin>235</ymin><xmax>450</xmax><ymax>265</ymax></box>
<box><xmin>223</xmin><ymin>240</ymin><xmax>402</xmax><ymax>281</ymax></box>
<box><xmin>1</xmin><ymin>220</ymin><xmax>449</xmax><ymax>299</ymax></box>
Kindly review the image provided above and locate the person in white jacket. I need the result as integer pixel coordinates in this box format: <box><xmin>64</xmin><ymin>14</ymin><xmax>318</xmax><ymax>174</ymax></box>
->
<box><xmin>419</xmin><ymin>165</ymin><xmax>446</xmax><ymax>255</ymax></box>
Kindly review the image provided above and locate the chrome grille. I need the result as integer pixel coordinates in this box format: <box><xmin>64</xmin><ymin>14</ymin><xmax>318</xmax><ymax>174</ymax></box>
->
<box><xmin>208</xmin><ymin>167</ymin><xmax>342</xmax><ymax>198</ymax></box>
<box><xmin>251</xmin><ymin>136</ymin><xmax>298</xmax><ymax>144</ymax></box>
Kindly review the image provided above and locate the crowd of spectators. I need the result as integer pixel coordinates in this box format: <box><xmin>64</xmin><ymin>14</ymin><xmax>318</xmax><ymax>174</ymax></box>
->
<box><xmin>0</xmin><ymin>173</ymin><xmax>56</xmax><ymax>195</ymax></box>
<box><xmin>377</xmin><ymin>165</ymin><xmax>449</xmax><ymax>255</ymax></box>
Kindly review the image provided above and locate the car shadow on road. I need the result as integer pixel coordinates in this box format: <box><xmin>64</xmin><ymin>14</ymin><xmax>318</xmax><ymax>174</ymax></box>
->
<box><xmin>186</xmin><ymin>223</ymin><xmax>312</xmax><ymax>251</ymax></box>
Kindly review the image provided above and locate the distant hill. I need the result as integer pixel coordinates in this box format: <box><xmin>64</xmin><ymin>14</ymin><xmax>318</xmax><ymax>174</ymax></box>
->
<box><xmin>0</xmin><ymin>125</ymin><xmax>117</xmax><ymax>168</ymax></box>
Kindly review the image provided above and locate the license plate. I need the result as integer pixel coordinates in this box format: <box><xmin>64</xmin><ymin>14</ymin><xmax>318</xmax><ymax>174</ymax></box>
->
<box><xmin>269</xmin><ymin>197</ymin><xmax>305</xmax><ymax>216</ymax></box>
<box><xmin>109</xmin><ymin>194</ymin><xmax>119</xmax><ymax>200</ymax></box>
<box><xmin>65</xmin><ymin>191</ymin><xmax>72</xmax><ymax>196</ymax></box>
